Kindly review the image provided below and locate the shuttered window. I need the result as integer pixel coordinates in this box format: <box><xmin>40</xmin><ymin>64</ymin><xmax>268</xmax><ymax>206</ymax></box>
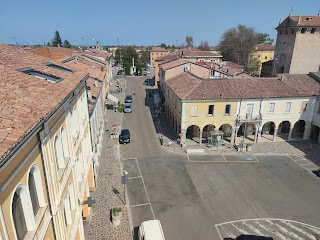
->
<box><xmin>191</xmin><ymin>105</ymin><xmax>198</xmax><ymax>116</ymax></box>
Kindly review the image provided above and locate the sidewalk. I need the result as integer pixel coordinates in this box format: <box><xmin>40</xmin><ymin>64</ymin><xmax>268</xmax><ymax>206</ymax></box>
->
<box><xmin>88</xmin><ymin>86</ymin><xmax>132</xmax><ymax>239</ymax></box>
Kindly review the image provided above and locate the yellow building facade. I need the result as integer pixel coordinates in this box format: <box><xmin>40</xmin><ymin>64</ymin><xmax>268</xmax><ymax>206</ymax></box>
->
<box><xmin>250</xmin><ymin>43</ymin><xmax>275</xmax><ymax>75</ymax></box>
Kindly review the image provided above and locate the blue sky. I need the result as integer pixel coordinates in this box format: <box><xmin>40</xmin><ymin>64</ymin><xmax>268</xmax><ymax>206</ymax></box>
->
<box><xmin>0</xmin><ymin>0</ymin><xmax>318</xmax><ymax>47</ymax></box>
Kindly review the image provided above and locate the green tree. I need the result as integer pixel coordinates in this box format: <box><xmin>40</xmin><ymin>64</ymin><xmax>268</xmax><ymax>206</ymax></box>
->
<box><xmin>63</xmin><ymin>40</ymin><xmax>72</xmax><ymax>48</ymax></box>
<box><xmin>159</xmin><ymin>43</ymin><xmax>167</xmax><ymax>49</ymax></box>
<box><xmin>198</xmin><ymin>40</ymin><xmax>210</xmax><ymax>51</ymax></box>
<box><xmin>186</xmin><ymin>36</ymin><xmax>193</xmax><ymax>48</ymax></box>
<box><xmin>51</xmin><ymin>31</ymin><xmax>62</xmax><ymax>47</ymax></box>
<box><xmin>218</xmin><ymin>24</ymin><xmax>258</xmax><ymax>66</ymax></box>
<box><xmin>257</xmin><ymin>33</ymin><xmax>274</xmax><ymax>44</ymax></box>
<box><xmin>115</xmin><ymin>48</ymin><xmax>121</xmax><ymax>63</ymax></box>
<box><xmin>121</xmin><ymin>46</ymin><xmax>142</xmax><ymax>76</ymax></box>
<box><xmin>47</xmin><ymin>42</ymin><xmax>50</xmax><ymax>46</ymax></box>
<box><xmin>140</xmin><ymin>49</ymin><xmax>149</xmax><ymax>69</ymax></box>
<box><xmin>246</xmin><ymin>55</ymin><xmax>261</xmax><ymax>76</ymax></box>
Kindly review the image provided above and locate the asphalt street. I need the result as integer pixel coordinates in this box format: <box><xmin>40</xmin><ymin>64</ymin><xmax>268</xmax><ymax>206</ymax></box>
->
<box><xmin>119</xmin><ymin>70</ymin><xmax>320</xmax><ymax>240</ymax></box>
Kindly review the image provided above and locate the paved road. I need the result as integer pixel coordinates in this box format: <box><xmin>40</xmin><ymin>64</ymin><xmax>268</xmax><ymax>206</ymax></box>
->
<box><xmin>120</xmin><ymin>74</ymin><xmax>320</xmax><ymax>240</ymax></box>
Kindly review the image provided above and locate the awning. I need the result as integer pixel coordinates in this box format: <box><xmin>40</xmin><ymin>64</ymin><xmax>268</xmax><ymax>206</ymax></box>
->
<box><xmin>107</xmin><ymin>93</ymin><xmax>119</xmax><ymax>104</ymax></box>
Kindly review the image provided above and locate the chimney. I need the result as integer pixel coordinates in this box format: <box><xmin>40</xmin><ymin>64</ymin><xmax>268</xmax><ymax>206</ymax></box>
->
<box><xmin>87</xmin><ymin>86</ymin><xmax>92</xmax><ymax>101</ymax></box>
<box><xmin>95</xmin><ymin>79</ymin><xmax>99</xmax><ymax>87</ymax></box>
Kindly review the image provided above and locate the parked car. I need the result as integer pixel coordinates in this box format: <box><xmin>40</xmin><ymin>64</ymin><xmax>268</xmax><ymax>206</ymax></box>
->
<box><xmin>143</xmin><ymin>72</ymin><xmax>147</xmax><ymax>76</ymax></box>
<box><xmin>143</xmin><ymin>79</ymin><xmax>149</xmax><ymax>85</ymax></box>
<box><xmin>117</xmin><ymin>70</ymin><xmax>123</xmax><ymax>75</ymax></box>
<box><xmin>138</xmin><ymin>220</ymin><xmax>165</xmax><ymax>240</ymax></box>
<box><xmin>147</xmin><ymin>70</ymin><xmax>151</xmax><ymax>74</ymax></box>
<box><xmin>125</xmin><ymin>95</ymin><xmax>132</xmax><ymax>103</ymax></box>
<box><xmin>123</xmin><ymin>103</ymin><xmax>132</xmax><ymax>113</ymax></box>
<box><xmin>119</xmin><ymin>129</ymin><xmax>130</xmax><ymax>144</ymax></box>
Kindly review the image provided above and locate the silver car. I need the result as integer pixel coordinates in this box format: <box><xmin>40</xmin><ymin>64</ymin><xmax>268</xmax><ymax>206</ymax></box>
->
<box><xmin>123</xmin><ymin>103</ymin><xmax>132</xmax><ymax>113</ymax></box>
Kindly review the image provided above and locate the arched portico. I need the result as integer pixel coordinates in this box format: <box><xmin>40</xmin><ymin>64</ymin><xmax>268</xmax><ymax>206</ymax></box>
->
<box><xmin>278</xmin><ymin>121</ymin><xmax>291</xmax><ymax>140</ymax></box>
<box><xmin>186</xmin><ymin>125</ymin><xmax>201</xmax><ymax>144</ymax></box>
<box><xmin>219</xmin><ymin>124</ymin><xmax>233</xmax><ymax>142</ymax></box>
<box><xmin>202</xmin><ymin>124</ymin><xmax>215</xmax><ymax>144</ymax></box>
<box><xmin>292</xmin><ymin>120</ymin><xmax>305</xmax><ymax>140</ymax></box>
<box><xmin>261</xmin><ymin>121</ymin><xmax>276</xmax><ymax>141</ymax></box>
<box><xmin>311</xmin><ymin>125</ymin><xmax>320</xmax><ymax>143</ymax></box>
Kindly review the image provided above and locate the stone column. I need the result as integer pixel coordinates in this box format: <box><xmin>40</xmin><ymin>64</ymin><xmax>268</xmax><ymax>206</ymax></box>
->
<box><xmin>288</xmin><ymin>128</ymin><xmax>292</xmax><ymax>140</ymax></box>
<box><xmin>254</xmin><ymin>124</ymin><xmax>259</xmax><ymax>142</ymax></box>
<box><xmin>273</xmin><ymin>128</ymin><xmax>278</xmax><ymax>141</ymax></box>
<box><xmin>234</xmin><ymin>130</ymin><xmax>239</xmax><ymax>144</ymax></box>
<box><xmin>303</xmin><ymin>125</ymin><xmax>311</xmax><ymax>140</ymax></box>
<box><xmin>199</xmin><ymin>131</ymin><xmax>203</xmax><ymax>145</ymax></box>
<box><xmin>230</xmin><ymin>129</ymin><xmax>236</xmax><ymax>144</ymax></box>
<box><xmin>181</xmin><ymin>130</ymin><xmax>187</xmax><ymax>147</ymax></box>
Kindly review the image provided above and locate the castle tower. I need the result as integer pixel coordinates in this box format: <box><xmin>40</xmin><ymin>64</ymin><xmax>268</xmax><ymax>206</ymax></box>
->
<box><xmin>274</xmin><ymin>14</ymin><xmax>320</xmax><ymax>74</ymax></box>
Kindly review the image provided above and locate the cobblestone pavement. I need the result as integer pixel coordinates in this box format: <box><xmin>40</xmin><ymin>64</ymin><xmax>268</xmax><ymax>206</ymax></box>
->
<box><xmin>88</xmin><ymin>83</ymin><xmax>132</xmax><ymax>240</ymax></box>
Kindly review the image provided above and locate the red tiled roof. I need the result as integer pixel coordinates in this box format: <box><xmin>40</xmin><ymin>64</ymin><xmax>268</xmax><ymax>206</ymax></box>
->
<box><xmin>30</xmin><ymin>47</ymin><xmax>80</xmax><ymax>60</ymax></box>
<box><xmin>86</xmin><ymin>78</ymin><xmax>103</xmax><ymax>112</ymax></box>
<box><xmin>277</xmin><ymin>15</ymin><xmax>320</xmax><ymax>29</ymax></box>
<box><xmin>166</xmin><ymin>72</ymin><xmax>320</xmax><ymax>100</ymax></box>
<box><xmin>155</xmin><ymin>52</ymin><xmax>179</xmax><ymax>62</ymax></box>
<box><xmin>255</xmin><ymin>43</ymin><xmax>275</xmax><ymax>51</ymax></box>
<box><xmin>151</xmin><ymin>47</ymin><xmax>168</xmax><ymax>52</ymax></box>
<box><xmin>179</xmin><ymin>49</ymin><xmax>222</xmax><ymax>58</ymax></box>
<box><xmin>0</xmin><ymin>44</ymin><xmax>88</xmax><ymax>163</ymax></box>
<box><xmin>160</xmin><ymin>59</ymin><xmax>188</xmax><ymax>70</ymax></box>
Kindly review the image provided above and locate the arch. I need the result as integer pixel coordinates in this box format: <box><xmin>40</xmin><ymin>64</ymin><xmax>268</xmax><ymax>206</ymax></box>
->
<box><xmin>219</xmin><ymin>124</ymin><xmax>233</xmax><ymax>142</ymax></box>
<box><xmin>68</xmin><ymin>182</ymin><xmax>76</xmax><ymax>210</ymax></box>
<box><xmin>28</xmin><ymin>165</ymin><xmax>46</xmax><ymax>217</ymax></box>
<box><xmin>186</xmin><ymin>125</ymin><xmax>200</xmax><ymax>143</ymax></box>
<box><xmin>11</xmin><ymin>184</ymin><xmax>36</xmax><ymax>239</ymax></box>
<box><xmin>262</xmin><ymin>122</ymin><xmax>276</xmax><ymax>135</ymax></box>
<box><xmin>311</xmin><ymin>125</ymin><xmax>320</xmax><ymax>143</ymax></box>
<box><xmin>54</xmin><ymin>134</ymin><xmax>65</xmax><ymax>169</ymax></box>
<box><xmin>202</xmin><ymin>124</ymin><xmax>215</xmax><ymax>140</ymax></box>
<box><xmin>61</xmin><ymin>126</ymin><xmax>69</xmax><ymax>166</ymax></box>
<box><xmin>278</xmin><ymin>121</ymin><xmax>291</xmax><ymax>135</ymax></box>
<box><xmin>63</xmin><ymin>195</ymin><xmax>72</xmax><ymax>226</ymax></box>
<box><xmin>292</xmin><ymin>120</ymin><xmax>305</xmax><ymax>139</ymax></box>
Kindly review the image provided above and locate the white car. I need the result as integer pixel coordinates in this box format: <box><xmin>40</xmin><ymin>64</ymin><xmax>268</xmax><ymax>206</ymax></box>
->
<box><xmin>138</xmin><ymin>220</ymin><xmax>165</xmax><ymax>240</ymax></box>
<box><xmin>123</xmin><ymin>103</ymin><xmax>132</xmax><ymax>113</ymax></box>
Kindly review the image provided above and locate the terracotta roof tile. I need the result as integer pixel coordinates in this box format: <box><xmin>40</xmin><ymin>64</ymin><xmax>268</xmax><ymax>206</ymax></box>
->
<box><xmin>179</xmin><ymin>48</ymin><xmax>222</xmax><ymax>58</ymax></box>
<box><xmin>30</xmin><ymin>47</ymin><xmax>80</xmax><ymax>60</ymax></box>
<box><xmin>151</xmin><ymin>47</ymin><xmax>168</xmax><ymax>52</ymax></box>
<box><xmin>277</xmin><ymin>15</ymin><xmax>320</xmax><ymax>28</ymax></box>
<box><xmin>160</xmin><ymin>59</ymin><xmax>188</xmax><ymax>70</ymax></box>
<box><xmin>255</xmin><ymin>43</ymin><xmax>275</xmax><ymax>51</ymax></box>
<box><xmin>0</xmin><ymin>44</ymin><xmax>88</xmax><ymax>163</ymax></box>
<box><xmin>166</xmin><ymin>72</ymin><xmax>320</xmax><ymax>100</ymax></box>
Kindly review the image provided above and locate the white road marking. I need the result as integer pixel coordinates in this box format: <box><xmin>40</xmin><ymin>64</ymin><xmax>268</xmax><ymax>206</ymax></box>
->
<box><xmin>131</xmin><ymin>203</ymin><xmax>150</xmax><ymax>208</ymax></box>
<box><xmin>281</xmin><ymin>220</ymin><xmax>317</xmax><ymax>240</ymax></box>
<box><xmin>127</xmin><ymin>176</ymin><xmax>142</xmax><ymax>179</ymax></box>
<box><xmin>135</xmin><ymin>158</ymin><xmax>155</xmax><ymax>219</ymax></box>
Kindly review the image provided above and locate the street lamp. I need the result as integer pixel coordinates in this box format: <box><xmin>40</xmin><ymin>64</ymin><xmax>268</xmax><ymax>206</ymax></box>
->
<box><xmin>122</xmin><ymin>170</ymin><xmax>128</xmax><ymax>205</ymax></box>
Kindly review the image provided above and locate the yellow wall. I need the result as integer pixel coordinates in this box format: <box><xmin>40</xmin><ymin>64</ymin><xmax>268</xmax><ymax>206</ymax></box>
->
<box><xmin>251</xmin><ymin>49</ymin><xmax>274</xmax><ymax>73</ymax></box>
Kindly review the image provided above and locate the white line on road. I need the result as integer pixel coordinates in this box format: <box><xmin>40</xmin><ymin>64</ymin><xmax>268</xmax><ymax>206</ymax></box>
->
<box><xmin>127</xmin><ymin>176</ymin><xmax>142</xmax><ymax>179</ymax></box>
<box><xmin>135</xmin><ymin>158</ymin><xmax>156</xmax><ymax>219</ymax></box>
<box><xmin>131</xmin><ymin>203</ymin><xmax>150</xmax><ymax>208</ymax></box>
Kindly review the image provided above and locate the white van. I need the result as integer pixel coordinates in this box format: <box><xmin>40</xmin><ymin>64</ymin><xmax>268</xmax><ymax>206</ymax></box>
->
<box><xmin>138</xmin><ymin>220</ymin><xmax>165</xmax><ymax>240</ymax></box>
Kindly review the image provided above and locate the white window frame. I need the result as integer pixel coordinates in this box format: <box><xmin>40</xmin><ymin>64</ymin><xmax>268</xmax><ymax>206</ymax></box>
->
<box><xmin>190</xmin><ymin>105</ymin><xmax>198</xmax><ymax>116</ymax></box>
<box><xmin>269</xmin><ymin>103</ymin><xmax>275</xmax><ymax>113</ymax></box>
<box><xmin>54</xmin><ymin>134</ymin><xmax>66</xmax><ymax>169</ymax></box>
<box><xmin>63</xmin><ymin>195</ymin><xmax>72</xmax><ymax>225</ymax></box>
<box><xmin>285</xmin><ymin>102</ymin><xmax>291</xmax><ymax>113</ymax></box>
<box><xmin>225</xmin><ymin>104</ymin><xmax>231</xmax><ymax>115</ymax></box>
<box><xmin>208</xmin><ymin>105</ymin><xmax>214</xmax><ymax>115</ymax></box>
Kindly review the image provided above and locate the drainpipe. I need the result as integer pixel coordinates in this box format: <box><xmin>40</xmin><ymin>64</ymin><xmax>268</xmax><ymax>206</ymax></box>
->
<box><xmin>234</xmin><ymin>99</ymin><xmax>242</xmax><ymax>143</ymax></box>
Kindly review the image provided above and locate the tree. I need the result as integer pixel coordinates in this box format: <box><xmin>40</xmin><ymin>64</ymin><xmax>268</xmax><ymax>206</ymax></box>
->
<box><xmin>51</xmin><ymin>31</ymin><xmax>62</xmax><ymax>47</ymax></box>
<box><xmin>121</xmin><ymin>46</ymin><xmax>142</xmax><ymax>76</ymax></box>
<box><xmin>140</xmin><ymin>49</ymin><xmax>149</xmax><ymax>69</ymax></box>
<box><xmin>218</xmin><ymin>24</ymin><xmax>258</xmax><ymax>66</ymax></box>
<box><xmin>63</xmin><ymin>40</ymin><xmax>72</xmax><ymax>48</ymax></box>
<box><xmin>198</xmin><ymin>40</ymin><xmax>210</xmax><ymax>51</ymax></box>
<box><xmin>47</xmin><ymin>42</ymin><xmax>50</xmax><ymax>46</ymax></box>
<box><xmin>257</xmin><ymin>33</ymin><xmax>274</xmax><ymax>45</ymax></box>
<box><xmin>115</xmin><ymin>48</ymin><xmax>121</xmax><ymax>63</ymax></box>
<box><xmin>159</xmin><ymin>43</ymin><xmax>167</xmax><ymax>49</ymax></box>
<box><xmin>186</xmin><ymin>36</ymin><xmax>193</xmax><ymax>48</ymax></box>
<box><xmin>246</xmin><ymin>55</ymin><xmax>261</xmax><ymax>76</ymax></box>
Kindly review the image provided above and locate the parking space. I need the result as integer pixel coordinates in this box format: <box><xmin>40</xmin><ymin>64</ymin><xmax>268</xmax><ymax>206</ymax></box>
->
<box><xmin>287</xmin><ymin>154</ymin><xmax>319</xmax><ymax>172</ymax></box>
<box><xmin>122</xmin><ymin>158</ymin><xmax>155</xmax><ymax>228</ymax></box>
<box><xmin>187</xmin><ymin>154</ymin><xmax>259</xmax><ymax>163</ymax></box>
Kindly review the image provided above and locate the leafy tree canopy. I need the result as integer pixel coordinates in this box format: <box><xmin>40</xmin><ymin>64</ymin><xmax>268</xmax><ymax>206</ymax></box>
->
<box><xmin>63</xmin><ymin>40</ymin><xmax>72</xmax><ymax>48</ymax></box>
<box><xmin>51</xmin><ymin>31</ymin><xmax>62</xmax><ymax>47</ymax></box>
<box><xmin>198</xmin><ymin>40</ymin><xmax>210</xmax><ymax>51</ymax></box>
<box><xmin>186</xmin><ymin>36</ymin><xmax>193</xmax><ymax>48</ymax></box>
<box><xmin>218</xmin><ymin>24</ymin><xmax>258</xmax><ymax>66</ymax></box>
<box><xmin>121</xmin><ymin>46</ymin><xmax>142</xmax><ymax>76</ymax></box>
<box><xmin>257</xmin><ymin>33</ymin><xmax>274</xmax><ymax>45</ymax></box>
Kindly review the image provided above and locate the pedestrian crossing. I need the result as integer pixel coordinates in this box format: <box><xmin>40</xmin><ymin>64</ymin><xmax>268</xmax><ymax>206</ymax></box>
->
<box><xmin>216</xmin><ymin>218</ymin><xmax>320</xmax><ymax>239</ymax></box>
<box><xmin>287</xmin><ymin>154</ymin><xmax>319</xmax><ymax>172</ymax></box>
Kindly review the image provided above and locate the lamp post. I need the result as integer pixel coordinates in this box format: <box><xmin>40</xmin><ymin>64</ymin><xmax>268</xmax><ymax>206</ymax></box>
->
<box><xmin>122</xmin><ymin>170</ymin><xmax>128</xmax><ymax>205</ymax></box>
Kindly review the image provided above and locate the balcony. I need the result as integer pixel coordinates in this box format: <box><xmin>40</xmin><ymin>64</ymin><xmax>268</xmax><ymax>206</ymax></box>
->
<box><xmin>237</xmin><ymin>114</ymin><xmax>262</xmax><ymax>123</ymax></box>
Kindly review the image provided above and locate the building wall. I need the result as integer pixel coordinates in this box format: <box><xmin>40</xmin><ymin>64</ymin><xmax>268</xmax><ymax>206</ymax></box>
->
<box><xmin>251</xmin><ymin>50</ymin><xmax>275</xmax><ymax>74</ymax></box>
<box><xmin>150</xmin><ymin>51</ymin><xmax>169</xmax><ymax>66</ymax></box>
<box><xmin>312</xmin><ymin>98</ymin><xmax>320</xmax><ymax>128</ymax></box>
<box><xmin>183</xmin><ymin>56</ymin><xmax>222</xmax><ymax>63</ymax></box>
<box><xmin>189</xmin><ymin>64</ymin><xmax>210</xmax><ymax>78</ymax></box>
<box><xmin>290</xmin><ymin>32</ymin><xmax>320</xmax><ymax>74</ymax></box>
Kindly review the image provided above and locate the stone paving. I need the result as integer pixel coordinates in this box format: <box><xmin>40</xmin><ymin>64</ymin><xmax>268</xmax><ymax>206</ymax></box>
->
<box><xmin>88</xmin><ymin>83</ymin><xmax>132</xmax><ymax>240</ymax></box>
